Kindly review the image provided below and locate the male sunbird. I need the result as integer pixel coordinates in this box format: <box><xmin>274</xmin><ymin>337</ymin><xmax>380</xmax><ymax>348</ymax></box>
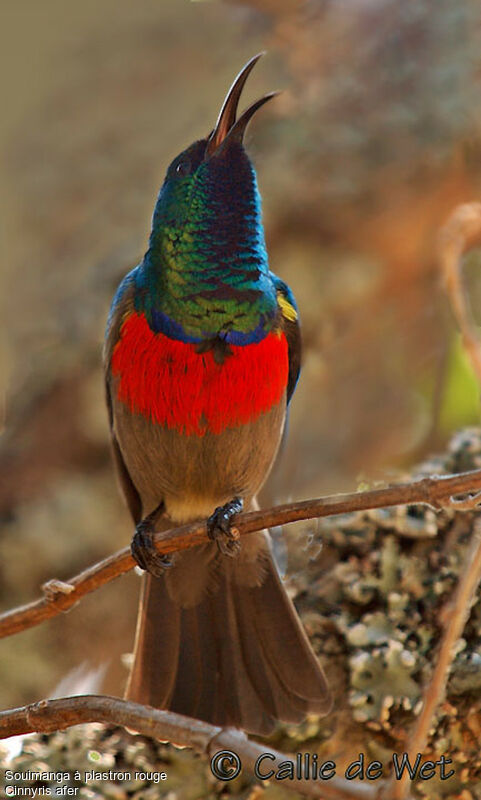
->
<box><xmin>104</xmin><ymin>54</ymin><xmax>331</xmax><ymax>735</ymax></box>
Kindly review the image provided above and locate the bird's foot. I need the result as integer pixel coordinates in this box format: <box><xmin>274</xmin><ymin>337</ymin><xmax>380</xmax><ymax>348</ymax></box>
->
<box><xmin>207</xmin><ymin>497</ymin><xmax>243</xmax><ymax>557</ymax></box>
<box><xmin>131</xmin><ymin>504</ymin><xmax>173</xmax><ymax>578</ymax></box>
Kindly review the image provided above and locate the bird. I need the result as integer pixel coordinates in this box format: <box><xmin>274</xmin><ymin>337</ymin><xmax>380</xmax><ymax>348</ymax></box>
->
<box><xmin>103</xmin><ymin>53</ymin><xmax>331</xmax><ymax>736</ymax></box>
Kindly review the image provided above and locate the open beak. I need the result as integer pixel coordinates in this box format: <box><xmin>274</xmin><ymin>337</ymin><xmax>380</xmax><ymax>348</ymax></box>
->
<box><xmin>205</xmin><ymin>52</ymin><xmax>279</xmax><ymax>158</ymax></box>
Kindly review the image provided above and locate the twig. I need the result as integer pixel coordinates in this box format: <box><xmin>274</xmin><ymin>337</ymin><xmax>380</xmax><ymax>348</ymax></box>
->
<box><xmin>380</xmin><ymin>203</ymin><xmax>481</xmax><ymax>799</ymax></box>
<box><xmin>438</xmin><ymin>202</ymin><xmax>481</xmax><ymax>382</ymax></box>
<box><xmin>2</xmin><ymin>469</ymin><xmax>481</xmax><ymax>641</ymax></box>
<box><xmin>376</xmin><ymin>203</ymin><xmax>481</xmax><ymax>799</ymax></box>
<box><xmin>0</xmin><ymin>694</ymin><xmax>379</xmax><ymax>800</ymax></box>
<box><xmin>384</xmin><ymin>519</ymin><xmax>481</xmax><ymax>800</ymax></box>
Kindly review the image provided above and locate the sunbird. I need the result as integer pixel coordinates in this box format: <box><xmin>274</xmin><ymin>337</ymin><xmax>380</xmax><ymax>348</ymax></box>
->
<box><xmin>104</xmin><ymin>54</ymin><xmax>331</xmax><ymax>735</ymax></box>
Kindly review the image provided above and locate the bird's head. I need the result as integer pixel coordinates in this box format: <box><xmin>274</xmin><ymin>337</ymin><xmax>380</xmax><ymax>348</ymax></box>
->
<box><xmin>148</xmin><ymin>54</ymin><xmax>278</xmax><ymax>275</ymax></box>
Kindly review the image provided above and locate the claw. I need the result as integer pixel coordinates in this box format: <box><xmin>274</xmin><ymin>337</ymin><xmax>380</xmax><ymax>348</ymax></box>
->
<box><xmin>207</xmin><ymin>497</ymin><xmax>243</xmax><ymax>557</ymax></box>
<box><xmin>131</xmin><ymin>503</ymin><xmax>173</xmax><ymax>577</ymax></box>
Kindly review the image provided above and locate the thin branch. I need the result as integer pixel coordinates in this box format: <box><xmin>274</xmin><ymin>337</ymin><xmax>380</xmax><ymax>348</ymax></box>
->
<box><xmin>2</xmin><ymin>469</ymin><xmax>481</xmax><ymax>641</ymax></box>
<box><xmin>384</xmin><ymin>519</ymin><xmax>481</xmax><ymax>800</ymax></box>
<box><xmin>438</xmin><ymin>201</ymin><xmax>481</xmax><ymax>382</ymax></box>
<box><xmin>377</xmin><ymin>203</ymin><xmax>481</xmax><ymax>799</ymax></box>
<box><xmin>0</xmin><ymin>694</ymin><xmax>380</xmax><ymax>800</ymax></box>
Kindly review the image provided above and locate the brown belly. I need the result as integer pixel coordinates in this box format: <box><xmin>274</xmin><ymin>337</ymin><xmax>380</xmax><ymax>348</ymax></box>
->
<box><xmin>112</xmin><ymin>389</ymin><xmax>286</xmax><ymax>522</ymax></box>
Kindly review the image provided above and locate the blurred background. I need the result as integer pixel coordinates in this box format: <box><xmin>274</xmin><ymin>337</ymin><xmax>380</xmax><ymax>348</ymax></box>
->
<box><xmin>1</xmin><ymin>0</ymin><xmax>481</xmax><ymax>713</ymax></box>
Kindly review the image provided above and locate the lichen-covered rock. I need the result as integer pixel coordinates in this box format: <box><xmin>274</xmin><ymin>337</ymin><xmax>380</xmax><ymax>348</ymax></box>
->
<box><xmin>286</xmin><ymin>428</ymin><xmax>481</xmax><ymax>795</ymax></box>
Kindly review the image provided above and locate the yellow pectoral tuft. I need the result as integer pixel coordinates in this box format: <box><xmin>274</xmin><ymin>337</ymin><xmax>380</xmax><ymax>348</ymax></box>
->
<box><xmin>278</xmin><ymin>292</ymin><xmax>298</xmax><ymax>322</ymax></box>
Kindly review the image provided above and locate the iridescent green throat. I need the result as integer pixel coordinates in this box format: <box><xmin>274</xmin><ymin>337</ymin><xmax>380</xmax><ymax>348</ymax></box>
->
<box><xmin>136</xmin><ymin>143</ymin><xmax>277</xmax><ymax>343</ymax></box>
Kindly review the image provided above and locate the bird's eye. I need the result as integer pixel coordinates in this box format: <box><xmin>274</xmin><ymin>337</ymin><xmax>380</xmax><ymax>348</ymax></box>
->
<box><xmin>175</xmin><ymin>158</ymin><xmax>191</xmax><ymax>176</ymax></box>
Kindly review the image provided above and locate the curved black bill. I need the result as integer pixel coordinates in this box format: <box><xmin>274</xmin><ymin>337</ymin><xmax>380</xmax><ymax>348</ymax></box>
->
<box><xmin>205</xmin><ymin>53</ymin><xmax>279</xmax><ymax>157</ymax></box>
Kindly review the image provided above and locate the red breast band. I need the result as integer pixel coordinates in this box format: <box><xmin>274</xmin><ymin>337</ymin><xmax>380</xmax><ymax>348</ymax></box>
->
<box><xmin>111</xmin><ymin>311</ymin><xmax>288</xmax><ymax>435</ymax></box>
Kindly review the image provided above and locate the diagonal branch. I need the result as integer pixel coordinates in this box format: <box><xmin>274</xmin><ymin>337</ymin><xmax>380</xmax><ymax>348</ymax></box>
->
<box><xmin>2</xmin><ymin>469</ymin><xmax>481</xmax><ymax>641</ymax></box>
<box><xmin>378</xmin><ymin>204</ymin><xmax>481</xmax><ymax>799</ymax></box>
<box><xmin>0</xmin><ymin>694</ymin><xmax>381</xmax><ymax>800</ymax></box>
<box><xmin>383</xmin><ymin>518</ymin><xmax>481</xmax><ymax>800</ymax></box>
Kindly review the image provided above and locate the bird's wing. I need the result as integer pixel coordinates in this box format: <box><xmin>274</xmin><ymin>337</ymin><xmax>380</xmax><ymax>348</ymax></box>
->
<box><xmin>271</xmin><ymin>274</ymin><xmax>301</xmax><ymax>405</ymax></box>
<box><xmin>104</xmin><ymin>270</ymin><xmax>142</xmax><ymax>524</ymax></box>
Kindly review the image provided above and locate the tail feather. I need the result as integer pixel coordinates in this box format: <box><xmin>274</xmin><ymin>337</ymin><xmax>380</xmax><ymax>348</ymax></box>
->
<box><xmin>127</xmin><ymin>573</ymin><xmax>181</xmax><ymax>707</ymax></box>
<box><xmin>248</xmin><ymin>557</ymin><xmax>331</xmax><ymax>712</ymax></box>
<box><xmin>125</xmin><ymin>537</ymin><xmax>331</xmax><ymax>736</ymax></box>
<box><xmin>231</xmin><ymin>564</ymin><xmax>327</xmax><ymax>722</ymax></box>
<box><xmin>186</xmin><ymin>599</ymin><xmax>220</xmax><ymax>722</ymax></box>
<box><xmin>209</xmin><ymin>576</ymin><xmax>269</xmax><ymax>732</ymax></box>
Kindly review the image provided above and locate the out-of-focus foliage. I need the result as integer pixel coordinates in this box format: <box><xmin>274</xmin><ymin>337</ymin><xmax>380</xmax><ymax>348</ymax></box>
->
<box><xmin>1</xmin><ymin>1</ymin><xmax>481</xmax><ymax>793</ymax></box>
<box><xmin>438</xmin><ymin>337</ymin><xmax>481</xmax><ymax>433</ymax></box>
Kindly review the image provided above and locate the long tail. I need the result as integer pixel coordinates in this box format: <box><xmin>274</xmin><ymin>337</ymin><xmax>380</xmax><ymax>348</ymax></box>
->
<box><xmin>125</xmin><ymin>534</ymin><xmax>331</xmax><ymax>736</ymax></box>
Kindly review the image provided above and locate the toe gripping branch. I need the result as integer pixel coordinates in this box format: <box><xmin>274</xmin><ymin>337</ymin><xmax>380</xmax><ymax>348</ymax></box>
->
<box><xmin>207</xmin><ymin>497</ymin><xmax>243</xmax><ymax>557</ymax></box>
<box><xmin>131</xmin><ymin>503</ymin><xmax>173</xmax><ymax>578</ymax></box>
